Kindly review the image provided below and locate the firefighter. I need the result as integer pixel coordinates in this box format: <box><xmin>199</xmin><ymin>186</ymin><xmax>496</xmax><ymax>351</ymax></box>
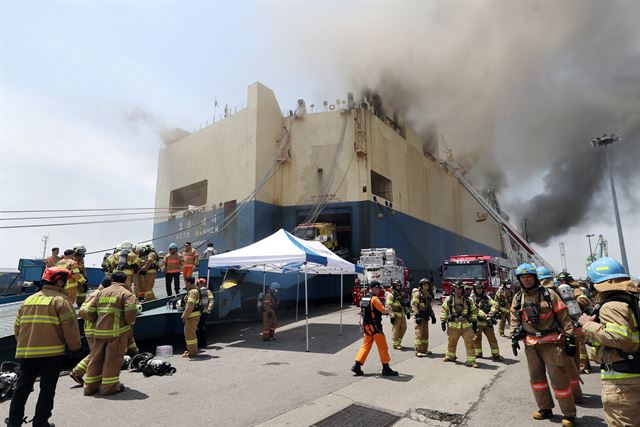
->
<box><xmin>352</xmin><ymin>281</ymin><xmax>398</xmax><ymax>376</ymax></box>
<box><xmin>441</xmin><ymin>281</ymin><xmax>479</xmax><ymax>367</ymax></box>
<box><xmin>196</xmin><ymin>278</ymin><xmax>214</xmax><ymax>348</ymax></box>
<box><xmin>45</xmin><ymin>247</ymin><xmax>61</xmax><ymax>268</ymax></box>
<box><xmin>262</xmin><ymin>282</ymin><xmax>279</xmax><ymax>341</ymax></box>
<box><xmin>73</xmin><ymin>243</ymin><xmax>88</xmax><ymax>307</ymax></box>
<box><xmin>495</xmin><ymin>279</ymin><xmax>514</xmax><ymax>337</ymax></box>
<box><xmin>70</xmin><ymin>276</ymin><xmax>112</xmax><ymax>385</ymax></box>
<box><xmin>536</xmin><ymin>266</ymin><xmax>555</xmax><ymax>289</ymax></box>
<box><xmin>471</xmin><ymin>281</ymin><xmax>503</xmax><ymax>360</ymax></box>
<box><xmin>83</xmin><ymin>272</ymin><xmax>138</xmax><ymax>396</ymax></box>
<box><xmin>164</xmin><ymin>243</ymin><xmax>182</xmax><ymax>296</ymax></box>
<box><xmin>412</xmin><ymin>278</ymin><xmax>436</xmax><ymax>357</ymax></box>
<box><xmin>181</xmin><ymin>277</ymin><xmax>202</xmax><ymax>357</ymax></box>
<box><xmin>579</xmin><ymin>257</ymin><xmax>640</xmax><ymax>427</ymax></box>
<box><xmin>55</xmin><ymin>249</ymin><xmax>85</xmax><ymax>306</ymax></box>
<box><xmin>510</xmin><ymin>263</ymin><xmax>578</xmax><ymax>427</ymax></box>
<box><xmin>107</xmin><ymin>241</ymin><xmax>140</xmax><ymax>287</ymax></box>
<box><xmin>385</xmin><ymin>279</ymin><xmax>409</xmax><ymax>349</ymax></box>
<box><xmin>137</xmin><ymin>243</ymin><xmax>159</xmax><ymax>301</ymax></box>
<box><xmin>181</xmin><ymin>241</ymin><xmax>199</xmax><ymax>279</ymax></box>
<box><xmin>7</xmin><ymin>267</ymin><xmax>81</xmax><ymax>427</ymax></box>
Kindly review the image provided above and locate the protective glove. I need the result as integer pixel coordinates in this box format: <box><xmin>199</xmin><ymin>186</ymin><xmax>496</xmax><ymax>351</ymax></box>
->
<box><xmin>415</xmin><ymin>317</ymin><xmax>422</xmax><ymax>325</ymax></box>
<box><xmin>390</xmin><ymin>317</ymin><xmax>396</xmax><ymax>325</ymax></box>
<box><xmin>472</xmin><ymin>322</ymin><xmax>478</xmax><ymax>334</ymax></box>
<box><xmin>564</xmin><ymin>335</ymin><xmax>577</xmax><ymax>357</ymax></box>
<box><xmin>430</xmin><ymin>314</ymin><xmax>437</xmax><ymax>324</ymax></box>
<box><xmin>511</xmin><ymin>338</ymin><xmax>520</xmax><ymax>356</ymax></box>
<box><xmin>406</xmin><ymin>312</ymin><xmax>411</xmax><ymax>320</ymax></box>
<box><xmin>441</xmin><ymin>321</ymin><xmax>447</xmax><ymax>332</ymax></box>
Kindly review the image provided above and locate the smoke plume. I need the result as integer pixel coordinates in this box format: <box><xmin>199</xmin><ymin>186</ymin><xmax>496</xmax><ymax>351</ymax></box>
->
<box><xmin>266</xmin><ymin>1</ymin><xmax>640</xmax><ymax>244</ymax></box>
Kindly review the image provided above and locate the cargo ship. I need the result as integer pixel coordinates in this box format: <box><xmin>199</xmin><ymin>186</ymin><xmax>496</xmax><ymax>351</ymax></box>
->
<box><xmin>152</xmin><ymin>82</ymin><xmax>511</xmax><ymax>311</ymax></box>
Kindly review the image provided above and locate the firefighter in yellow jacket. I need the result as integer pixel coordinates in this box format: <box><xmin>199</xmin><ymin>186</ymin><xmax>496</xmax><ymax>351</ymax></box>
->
<box><xmin>7</xmin><ymin>267</ymin><xmax>81</xmax><ymax>427</ymax></box>
<box><xmin>83</xmin><ymin>272</ymin><xmax>138</xmax><ymax>396</ymax></box>
<box><xmin>385</xmin><ymin>279</ymin><xmax>409</xmax><ymax>350</ymax></box>
<box><xmin>196</xmin><ymin>278</ymin><xmax>214</xmax><ymax>348</ymax></box>
<box><xmin>511</xmin><ymin>263</ymin><xmax>578</xmax><ymax>427</ymax></box>
<box><xmin>262</xmin><ymin>282</ymin><xmax>279</xmax><ymax>341</ymax></box>
<box><xmin>494</xmin><ymin>279</ymin><xmax>514</xmax><ymax>336</ymax></box>
<box><xmin>567</xmin><ymin>276</ymin><xmax>594</xmax><ymax>374</ymax></box>
<box><xmin>412</xmin><ymin>278</ymin><xmax>436</xmax><ymax>357</ymax></box>
<box><xmin>470</xmin><ymin>281</ymin><xmax>503</xmax><ymax>361</ymax></box>
<box><xmin>579</xmin><ymin>257</ymin><xmax>640</xmax><ymax>427</ymax></box>
<box><xmin>56</xmin><ymin>249</ymin><xmax>86</xmax><ymax>306</ymax></box>
<box><xmin>73</xmin><ymin>243</ymin><xmax>88</xmax><ymax>307</ymax></box>
<box><xmin>441</xmin><ymin>281</ymin><xmax>479</xmax><ymax>367</ymax></box>
<box><xmin>181</xmin><ymin>277</ymin><xmax>201</xmax><ymax>357</ymax></box>
<box><xmin>137</xmin><ymin>242</ymin><xmax>159</xmax><ymax>301</ymax></box>
<box><xmin>106</xmin><ymin>241</ymin><xmax>140</xmax><ymax>286</ymax></box>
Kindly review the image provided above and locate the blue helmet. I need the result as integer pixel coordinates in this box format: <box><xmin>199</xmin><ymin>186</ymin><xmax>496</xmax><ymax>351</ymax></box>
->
<box><xmin>516</xmin><ymin>263</ymin><xmax>538</xmax><ymax>277</ymax></box>
<box><xmin>269</xmin><ymin>282</ymin><xmax>280</xmax><ymax>290</ymax></box>
<box><xmin>588</xmin><ymin>257</ymin><xmax>629</xmax><ymax>284</ymax></box>
<box><xmin>536</xmin><ymin>266</ymin><xmax>553</xmax><ymax>280</ymax></box>
<box><xmin>169</xmin><ymin>242</ymin><xmax>178</xmax><ymax>250</ymax></box>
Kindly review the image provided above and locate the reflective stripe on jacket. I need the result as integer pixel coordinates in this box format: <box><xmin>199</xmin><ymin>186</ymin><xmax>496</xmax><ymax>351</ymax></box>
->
<box><xmin>164</xmin><ymin>253</ymin><xmax>182</xmax><ymax>273</ymax></box>
<box><xmin>86</xmin><ymin>282</ymin><xmax>137</xmax><ymax>338</ymax></box>
<box><xmin>14</xmin><ymin>285</ymin><xmax>81</xmax><ymax>358</ymax></box>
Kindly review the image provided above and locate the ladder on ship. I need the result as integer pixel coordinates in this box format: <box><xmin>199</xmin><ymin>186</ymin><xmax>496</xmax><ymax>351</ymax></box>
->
<box><xmin>441</xmin><ymin>160</ymin><xmax>556</xmax><ymax>273</ymax></box>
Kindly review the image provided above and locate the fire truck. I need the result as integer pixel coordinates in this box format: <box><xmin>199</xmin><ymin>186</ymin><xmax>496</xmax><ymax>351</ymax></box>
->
<box><xmin>352</xmin><ymin>248</ymin><xmax>410</xmax><ymax>306</ymax></box>
<box><xmin>440</xmin><ymin>254</ymin><xmax>512</xmax><ymax>302</ymax></box>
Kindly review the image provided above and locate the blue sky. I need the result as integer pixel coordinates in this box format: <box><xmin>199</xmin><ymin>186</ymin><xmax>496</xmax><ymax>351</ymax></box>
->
<box><xmin>1</xmin><ymin>1</ymin><xmax>638</xmax><ymax>276</ymax></box>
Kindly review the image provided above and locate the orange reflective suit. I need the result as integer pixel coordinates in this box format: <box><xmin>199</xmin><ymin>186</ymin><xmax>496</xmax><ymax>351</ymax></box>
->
<box><xmin>355</xmin><ymin>295</ymin><xmax>391</xmax><ymax>365</ymax></box>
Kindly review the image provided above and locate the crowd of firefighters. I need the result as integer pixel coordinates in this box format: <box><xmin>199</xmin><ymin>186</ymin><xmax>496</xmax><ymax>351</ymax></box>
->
<box><xmin>5</xmin><ymin>241</ymin><xmax>639</xmax><ymax>427</ymax></box>
<box><xmin>353</xmin><ymin>258</ymin><xmax>639</xmax><ymax>427</ymax></box>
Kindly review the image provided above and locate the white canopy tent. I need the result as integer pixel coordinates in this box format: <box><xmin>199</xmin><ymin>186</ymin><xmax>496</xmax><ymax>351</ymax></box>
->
<box><xmin>207</xmin><ymin>228</ymin><xmax>362</xmax><ymax>351</ymax></box>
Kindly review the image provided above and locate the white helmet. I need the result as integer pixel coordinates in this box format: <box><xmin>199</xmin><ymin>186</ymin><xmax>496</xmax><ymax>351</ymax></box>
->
<box><xmin>136</xmin><ymin>303</ymin><xmax>143</xmax><ymax>315</ymax></box>
<box><xmin>73</xmin><ymin>243</ymin><xmax>87</xmax><ymax>256</ymax></box>
<box><xmin>120</xmin><ymin>240</ymin><xmax>133</xmax><ymax>251</ymax></box>
<box><xmin>145</xmin><ymin>242</ymin><xmax>155</xmax><ymax>251</ymax></box>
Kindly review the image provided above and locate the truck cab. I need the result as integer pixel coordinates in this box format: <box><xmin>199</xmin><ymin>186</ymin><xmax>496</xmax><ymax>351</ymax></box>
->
<box><xmin>440</xmin><ymin>254</ymin><xmax>511</xmax><ymax>302</ymax></box>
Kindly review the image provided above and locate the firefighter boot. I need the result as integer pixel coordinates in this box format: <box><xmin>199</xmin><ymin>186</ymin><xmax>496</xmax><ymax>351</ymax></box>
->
<box><xmin>532</xmin><ymin>409</ymin><xmax>553</xmax><ymax>420</ymax></box>
<box><xmin>351</xmin><ymin>361</ymin><xmax>364</xmax><ymax>376</ymax></box>
<box><xmin>561</xmin><ymin>417</ymin><xmax>576</xmax><ymax>427</ymax></box>
<box><xmin>381</xmin><ymin>364</ymin><xmax>398</xmax><ymax>376</ymax></box>
<box><xmin>465</xmin><ymin>361</ymin><xmax>479</xmax><ymax>368</ymax></box>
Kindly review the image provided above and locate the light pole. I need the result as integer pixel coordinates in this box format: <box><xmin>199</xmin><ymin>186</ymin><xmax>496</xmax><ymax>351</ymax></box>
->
<box><xmin>586</xmin><ymin>234</ymin><xmax>595</xmax><ymax>266</ymax></box>
<box><xmin>591</xmin><ymin>133</ymin><xmax>629</xmax><ymax>274</ymax></box>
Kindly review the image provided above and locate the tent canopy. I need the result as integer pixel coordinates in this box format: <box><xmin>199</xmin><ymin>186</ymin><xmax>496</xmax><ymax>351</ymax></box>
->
<box><xmin>207</xmin><ymin>228</ymin><xmax>362</xmax><ymax>275</ymax></box>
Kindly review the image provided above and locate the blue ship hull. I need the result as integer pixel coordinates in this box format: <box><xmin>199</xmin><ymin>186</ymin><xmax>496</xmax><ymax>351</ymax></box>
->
<box><xmin>154</xmin><ymin>200</ymin><xmax>502</xmax><ymax>315</ymax></box>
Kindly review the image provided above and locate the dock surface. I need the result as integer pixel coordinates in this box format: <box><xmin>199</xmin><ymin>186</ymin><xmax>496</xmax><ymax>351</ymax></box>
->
<box><xmin>2</xmin><ymin>305</ymin><xmax>606</xmax><ymax>426</ymax></box>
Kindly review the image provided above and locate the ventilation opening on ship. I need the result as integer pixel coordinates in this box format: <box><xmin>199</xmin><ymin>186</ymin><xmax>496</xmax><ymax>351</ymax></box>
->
<box><xmin>294</xmin><ymin>211</ymin><xmax>352</xmax><ymax>260</ymax></box>
<box><xmin>169</xmin><ymin>180</ymin><xmax>208</xmax><ymax>212</ymax></box>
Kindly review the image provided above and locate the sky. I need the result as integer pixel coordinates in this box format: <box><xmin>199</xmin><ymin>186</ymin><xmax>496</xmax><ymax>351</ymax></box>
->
<box><xmin>1</xmin><ymin>1</ymin><xmax>638</xmax><ymax>277</ymax></box>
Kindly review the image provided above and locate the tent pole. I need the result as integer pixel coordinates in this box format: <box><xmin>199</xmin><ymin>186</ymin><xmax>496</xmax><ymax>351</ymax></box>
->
<box><xmin>207</xmin><ymin>268</ymin><xmax>211</xmax><ymax>289</ymax></box>
<box><xmin>296</xmin><ymin>271</ymin><xmax>300</xmax><ymax>322</ymax></box>
<box><xmin>340</xmin><ymin>274</ymin><xmax>343</xmax><ymax>336</ymax></box>
<box><xmin>305</xmin><ymin>269</ymin><xmax>309</xmax><ymax>352</ymax></box>
<box><xmin>262</xmin><ymin>265</ymin><xmax>266</xmax><ymax>295</ymax></box>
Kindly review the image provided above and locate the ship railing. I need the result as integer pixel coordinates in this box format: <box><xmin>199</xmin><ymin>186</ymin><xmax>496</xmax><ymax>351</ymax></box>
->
<box><xmin>191</xmin><ymin>103</ymin><xmax>247</xmax><ymax>133</ymax></box>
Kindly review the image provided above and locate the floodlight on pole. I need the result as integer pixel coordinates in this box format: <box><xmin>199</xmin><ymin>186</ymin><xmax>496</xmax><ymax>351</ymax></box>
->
<box><xmin>586</xmin><ymin>234</ymin><xmax>595</xmax><ymax>267</ymax></box>
<box><xmin>590</xmin><ymin>133</ymin><xmax>629</xmax><ymax>274</ymax></box>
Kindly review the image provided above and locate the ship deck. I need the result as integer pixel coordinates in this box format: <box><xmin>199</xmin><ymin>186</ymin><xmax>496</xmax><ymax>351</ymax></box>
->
<box><xmin>1</xmin><ymin>304</ymin><xmax>606</xmax><ymax>427</ymax></box>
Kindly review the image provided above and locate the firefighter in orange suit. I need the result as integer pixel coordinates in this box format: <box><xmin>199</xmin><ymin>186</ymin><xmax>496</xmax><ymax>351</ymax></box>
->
<box><xmin>164</xmin><ymin>243</ymin><xmax>183</xmax><ymax>296</ymax></box>
<box><xmin>181</xmin><ymin>277</ymin><xmax>201</xmax><ymax>357</ymax></box>
<box><xmin>511</xmin><ymin>263</ymin><xmax>577</xmax><ymax>427</ymax></box>
<box><xmin>441</xmin><ymin>281</ymin><xmax>479</xmax><ymax>367</ymax></box>
<box><xmin>83</xmin><ymin>272</ymin><xmax>138</xmax><ymax>396</ymax></box>
<box><xmin>55</xmin><ymin>249</ymin><xmax>85</xmax><ymax>306</ymax></box>
<box><xmin>352</xmin><ymin>281</ymin><xmax>399</xmax><ymax>376</ymax></box>
<box><xmin>262</xmin><ymin>282</ymin><xmax>279</xmax><ymax>341</ymax></box>
<box><xmin>8</xmin><ymin>267</ymin><xmax>81</xmax><ymax>427</ymax></box>
<box><xmin>579</xmin><ymin>257</ymin><xmax>640</xmax><ymax>427</ymax></box>
<box><xmin>181</xmin><ymin>241</ymin><xmax>199</xmax><ymax>279</ymax></box>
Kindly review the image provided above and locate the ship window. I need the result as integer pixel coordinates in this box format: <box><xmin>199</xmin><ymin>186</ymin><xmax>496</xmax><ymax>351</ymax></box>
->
<box><xmin>371</xmin><ymin>171</ymin><xmax>393</xmax><ymax>202</ymax></box>
<box><xmin>170</xmin><ymin>180</ymin><xmax>207</xmax><ymax>212</ymax></box>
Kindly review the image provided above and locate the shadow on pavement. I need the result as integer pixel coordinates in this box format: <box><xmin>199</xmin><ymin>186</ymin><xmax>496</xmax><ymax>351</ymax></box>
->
<box><xmin>578</xmin><ymin>415</ymin><xmax>607</xmax><ymax>426</ymax></box>
<box><xmin>101</xmin><ymin>388</ymin><xmax>149</xmax><ymax>401</ymax></box>
<box><xmin>576</xmin><ymin>393</ymin><xmax>603</xmax><ymax>410</ymax></box>
<box><xmin>228</xmin><ymin>323</ymin><xmax>362</xmax><ymax>354</ymax></box>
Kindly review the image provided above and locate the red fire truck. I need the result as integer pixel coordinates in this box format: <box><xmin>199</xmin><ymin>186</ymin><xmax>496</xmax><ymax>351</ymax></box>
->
<box><xmin>440</xmin><ymin>254</ymin><xmax>512</xmax><ymax>302</ymax></box>
<box><xmin>352</xmin><ymin>248</ymin><xmax>410</xmax><ymax>306</ymax></box>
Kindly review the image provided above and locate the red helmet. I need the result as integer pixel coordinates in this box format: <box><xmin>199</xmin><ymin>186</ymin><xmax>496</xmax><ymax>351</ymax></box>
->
<box><xmin>42</xmin><ymin>267</ymin><xmax>71</xmax><ymax>285</ymax></box>
<box><xmin>197</xmin><ymin>278</ymin><xmax>207</xmax><ymax>286</ymax></box>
